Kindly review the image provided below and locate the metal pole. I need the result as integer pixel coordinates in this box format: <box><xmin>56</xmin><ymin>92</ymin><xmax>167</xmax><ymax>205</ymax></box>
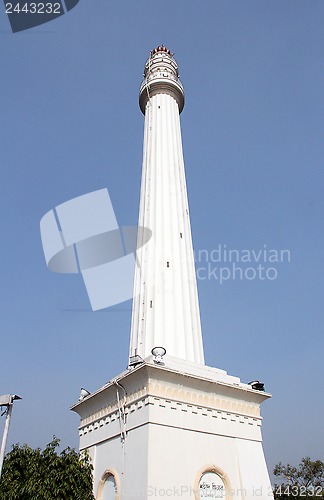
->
<box><xmin>0</xmin><ymin>403</ymin><xmax>13</xmax><ymax>479</ymax></box>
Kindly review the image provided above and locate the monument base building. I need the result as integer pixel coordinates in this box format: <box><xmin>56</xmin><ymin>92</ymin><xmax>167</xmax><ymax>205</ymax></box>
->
<box><xmin>72</xmin><ymin>357</ymin><xmax>272</xmax><ymax>499</ymax></box>
<box><xmin>72</xmin><ymin>47</ymin><xmax>273</xmax><ymax>500</ymax></box>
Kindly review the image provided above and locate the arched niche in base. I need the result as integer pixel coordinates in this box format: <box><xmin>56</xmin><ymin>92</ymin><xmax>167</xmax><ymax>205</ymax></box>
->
<box><xmin>97</xmin><ymin>469</ymin><xmax>120</xmax><ymax>500</ymax></box>
<box><xmin>194</xmin><ymin>464</ymin><xmax>231</xmax><ymax>500</ymax></box>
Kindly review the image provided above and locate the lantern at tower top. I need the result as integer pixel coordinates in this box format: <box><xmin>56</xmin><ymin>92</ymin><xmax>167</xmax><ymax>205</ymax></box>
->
<box><xmin>139</xmin><ymin>46</ymin><xmax>185</xmax><ymax>114</ymax></box>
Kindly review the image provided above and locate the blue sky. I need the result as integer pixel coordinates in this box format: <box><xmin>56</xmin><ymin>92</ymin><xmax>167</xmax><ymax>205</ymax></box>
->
<box><xmin>1</xmin><ymin>0</ymin><xmax>323</xmax><ymax>479</ymax></box>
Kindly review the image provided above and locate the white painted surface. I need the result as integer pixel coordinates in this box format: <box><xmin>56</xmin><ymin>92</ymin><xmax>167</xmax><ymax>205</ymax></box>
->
<box><xmin>73</xmin><ymin>361</ymin><xmax>272</xmax><ymax>499</ymax></box>
<box><xmin>72</xmin><ymin>48</ymin><xmax>273</xmax><ymax>500</ymax></box>
<box><xmin>130</xmin><ymin>49</ymin><xmax>204</xmax><ymax>364</ymax></box>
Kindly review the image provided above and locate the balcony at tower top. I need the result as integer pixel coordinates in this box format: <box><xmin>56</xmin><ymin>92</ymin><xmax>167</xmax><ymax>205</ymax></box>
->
<box><xmin>139</xmin><ymin>46</ymin><xmax>185</xmax><ymax>114</ymax></box>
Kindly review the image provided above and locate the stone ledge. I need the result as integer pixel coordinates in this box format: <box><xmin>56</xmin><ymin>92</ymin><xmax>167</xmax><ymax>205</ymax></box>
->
<box><xmin>79</xmin><ymin>394</ymin><xmax>262</xmax><ymax>437</ymax></box>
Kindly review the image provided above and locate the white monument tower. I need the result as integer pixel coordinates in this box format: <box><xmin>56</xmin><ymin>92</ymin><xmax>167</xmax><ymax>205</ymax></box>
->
<box><xmin>130</xmin><ymin>45</ymin><xmax>204</xmax><ymax>365</ymax></box>
<box><xmin>72</xmin><ymin>47</ymin><xmax>273</xmax><ymax>500</ymax></box>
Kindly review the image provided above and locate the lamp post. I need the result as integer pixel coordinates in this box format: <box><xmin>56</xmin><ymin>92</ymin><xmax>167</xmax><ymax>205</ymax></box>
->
<box><xmin>0</xmin><ymin>394</ymin><xmax>21</xmax><ymax>479</ymax></box>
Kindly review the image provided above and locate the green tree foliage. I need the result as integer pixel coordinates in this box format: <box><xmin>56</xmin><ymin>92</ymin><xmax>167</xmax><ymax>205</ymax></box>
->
<box><xmin>0</xmin><ymin>437</ymin><xmax>95</xmax><ymax>500</ymax></box>
<box><xmin>274</xmin><ymin>457</ymin><xmax>324</xmax><ymax>500</ymax></box>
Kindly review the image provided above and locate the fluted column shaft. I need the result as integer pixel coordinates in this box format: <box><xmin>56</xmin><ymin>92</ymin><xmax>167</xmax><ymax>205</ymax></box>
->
<box><xmin>129</xmin><ymin>85</ymin><xmax>204</xmax><ymax>364</ymax></box>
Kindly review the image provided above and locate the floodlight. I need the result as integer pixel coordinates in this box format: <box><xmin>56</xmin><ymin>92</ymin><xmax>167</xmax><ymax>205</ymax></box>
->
<box><xmin>129</xmin><ymin>354</ymin><xmax>144</xmax><ymax>368</ymax></box>
<box><xmin>248</xmin><ymin>380</ymin><xmax>265</xmax><ymax>392</ymax></box>
<box><xmin>0</xmin><ymin>394</ymin><xmax>22</xmax><ymax>407</ymax></box>
<box><xmin>79</xmin><ymin>388</ymin><xmax>91</xmax><ymax>401</ymax></box>
<box><xmin>151</xmin><ymin>346</ymin><xmax>166</xmax><ymax>364</ymax></box>
<box><xmin>0</xmin><ymin>395</ymin><xmax>11</xmax><ymax>406</ymax></box>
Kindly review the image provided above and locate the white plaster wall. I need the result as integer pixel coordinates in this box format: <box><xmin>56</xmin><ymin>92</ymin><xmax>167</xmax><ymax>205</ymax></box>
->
<box><xmin>82</xmin><ymin>399</ymin><xmax>270</xmax><ymax>499</ymax></box>
<box><xmin>90</xmin><ymin>426</ymin><xmax>149</xmax><ymax>499</ymax></box>
<box><xmin>130</xmin><ymin>92</ymin><xmax>204</xmax><ymax>364</ymax></box>
<box><xmin>149</xmin><ymin>399</ymin><xmax>263</xmax><ymax>441</ymax></box>
<box><xmin>235</xmin><ymin>439</ymin><xmax>273</xmax><ymax>499</ymax></box>
<box><xmin>73</xmin><ymin>364</ymin><xmax>272</xmax><ymax>500</ymax></box>
<box><xmin>147</xmin><ymin>424</ymin><xmax>272</xmax><ymax>500</ymax></box>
